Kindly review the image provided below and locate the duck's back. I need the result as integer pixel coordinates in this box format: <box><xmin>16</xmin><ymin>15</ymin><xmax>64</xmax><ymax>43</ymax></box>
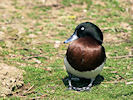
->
<box><xmin>66</xmin><ymin>37</ymin><xmax>106</xmax><ymax>72</ymax></box>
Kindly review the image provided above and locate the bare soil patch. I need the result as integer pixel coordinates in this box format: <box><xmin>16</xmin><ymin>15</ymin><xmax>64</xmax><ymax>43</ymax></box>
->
<box><xmin>0</xmin><ymin>63</ymin><xmax>24</xmax><ymax>97</ymax></box>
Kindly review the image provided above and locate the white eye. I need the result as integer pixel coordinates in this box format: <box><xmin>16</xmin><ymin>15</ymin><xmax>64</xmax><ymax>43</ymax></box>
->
<box><xmin>81</xmin><ymin>27</ymin><xmax>85</xmax><ymax>30</ymax></box>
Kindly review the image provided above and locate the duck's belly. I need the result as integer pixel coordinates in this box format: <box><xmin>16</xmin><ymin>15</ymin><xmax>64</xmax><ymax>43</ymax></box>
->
<box><xmin>64</xmin><ymin>57</ymin><xmax>104</xmax><ymax>79</ymax></box>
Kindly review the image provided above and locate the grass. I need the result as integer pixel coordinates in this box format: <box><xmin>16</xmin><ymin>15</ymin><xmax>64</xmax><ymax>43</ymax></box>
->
<box><xmin>0</xmin><ymin>0</ymin><xmax>133</xmax><ymax>99</ymax></box>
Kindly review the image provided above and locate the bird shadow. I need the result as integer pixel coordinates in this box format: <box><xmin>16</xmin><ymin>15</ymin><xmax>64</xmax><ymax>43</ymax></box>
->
<box><xmin>62</xmin><ymin>75</ymin><xmax>104</xmax><ymax>88</ymax></box>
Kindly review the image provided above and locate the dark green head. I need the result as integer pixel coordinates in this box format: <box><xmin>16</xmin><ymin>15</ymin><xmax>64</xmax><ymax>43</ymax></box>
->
<box><xmin>64</xmin><ymin>22</ymin><xmax>103</xmax><ymax>44</ymax></box>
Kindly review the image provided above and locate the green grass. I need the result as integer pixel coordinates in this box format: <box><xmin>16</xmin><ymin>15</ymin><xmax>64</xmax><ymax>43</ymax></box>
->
<box><xmin>0</xmin><ymin>0</ymin><xmax>133</xmax><ymax>99</ymax></box>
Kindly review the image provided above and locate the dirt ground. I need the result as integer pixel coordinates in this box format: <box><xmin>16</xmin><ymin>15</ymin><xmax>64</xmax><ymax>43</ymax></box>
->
<box><xmin>0</xmin><ymin>63</ymin><xmax>24</xmax><ymax>96</ymax></box>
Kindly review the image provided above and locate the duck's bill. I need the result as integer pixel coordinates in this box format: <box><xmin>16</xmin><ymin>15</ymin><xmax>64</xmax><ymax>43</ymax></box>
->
<box><xmin>64</xmin><ymin>32</ymin><xmax>78</xmax><ymax>43</ymax></box>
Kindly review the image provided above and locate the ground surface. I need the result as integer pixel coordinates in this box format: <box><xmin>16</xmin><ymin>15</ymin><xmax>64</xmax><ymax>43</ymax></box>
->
<box><xmin>0</xmin><ymin>0</ymin><xmax>133</xmax><ymax>99</ymax></box>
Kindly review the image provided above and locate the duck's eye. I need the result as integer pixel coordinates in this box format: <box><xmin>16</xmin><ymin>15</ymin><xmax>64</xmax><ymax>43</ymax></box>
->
<box><xmin>81</xmin><ymin>27</ymin><xmax>85</xmax><ymax>31</ymax></box>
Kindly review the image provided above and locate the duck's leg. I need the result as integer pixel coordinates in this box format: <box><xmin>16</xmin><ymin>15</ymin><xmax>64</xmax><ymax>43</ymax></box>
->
<box><xmin>84</xmin><ymin>78</ymin><xmax>95</xmax><ymax>90</ymax></box>
<box><xmin>73</xmin><ymin>78</ymin><xmax>95</xmax><ymax>91</ymax></box>
<box><xmin>67</xmin><ymin>72</ymin><xmax>73</xmax><ymax>90</ymax></box>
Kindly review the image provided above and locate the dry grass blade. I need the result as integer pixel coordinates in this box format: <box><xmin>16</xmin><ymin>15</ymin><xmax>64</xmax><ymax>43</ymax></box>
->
<box><xmin>126</xmin><ymin>81</ymin><xmax>133</xmax><ymax>85</ymax></box>
<box><xmin>102</xmin><ymin>80</ymin><xmax>126</xmax><ymax>84</ymax></box>
<box><xmin>22</xmin><ymin>55</ymin><xmax>48</xmax><ymax>60</ymax></box>
<box><xmin>102</xmin><ymin>78</ymin><xmax>133</xmax><ymax>84</ymax></box>
<box><xmin>22</xmin><ymin>85</ymin><xmax>34</xmax><ymax>96</ymax></box>
<box><xmin>30</xmin><ymin>94</ymin><xmax>48</xmax><ymax>100</ymax></box>
<box><xmin>109</xmin><ymin>55</ymin><xmax>133</xmax><ymax>59</ymax></box>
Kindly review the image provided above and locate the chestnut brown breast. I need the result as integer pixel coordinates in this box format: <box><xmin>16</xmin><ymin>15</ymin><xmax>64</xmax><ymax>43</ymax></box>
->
<box><xmin>66</xmin><ymin>37</ymin><xmax>106</xmax><ymax>72</ymax></box>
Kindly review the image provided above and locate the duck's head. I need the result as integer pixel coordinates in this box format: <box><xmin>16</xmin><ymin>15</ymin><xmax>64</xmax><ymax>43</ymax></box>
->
<box><xmin>64</xmin><ymin>22</ymin><xmax>103</xmax><ymax>44</ymax></box>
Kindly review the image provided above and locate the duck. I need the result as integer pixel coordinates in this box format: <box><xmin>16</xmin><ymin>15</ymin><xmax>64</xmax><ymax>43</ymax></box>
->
<box><xmin>64</xmin><ymin>22</ymin><xmax>106</xmax><ymax>91</ymax></box>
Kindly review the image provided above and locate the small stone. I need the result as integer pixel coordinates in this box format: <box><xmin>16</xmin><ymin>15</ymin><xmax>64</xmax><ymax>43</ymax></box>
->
<box><xmin>54</xmin><ymin>40</ymin><xmax>61</xmax><ymax>48</ymax></box>
<box><xmin>126</xmin><ymin>82</ymin><xmax>133</xmax><ymax>85</ymax></box>
<box><xmin>83</xmin><ymin>9</ymin><xmax>87</xmax><ymax>12</ymax></box>
<box><xmin>33</xmin><ymin>58</ymin><xmax>41</xmax><ymax>64</ymax></box>
<box><xmin>45</xmin><ymin>67</ymin><xmax>52</xmax><ymax>72</ymax></box>
<box><xmin>28</xmin><ymin>34</ymin><xmax>37</xmax><ymax>38</ymax></box>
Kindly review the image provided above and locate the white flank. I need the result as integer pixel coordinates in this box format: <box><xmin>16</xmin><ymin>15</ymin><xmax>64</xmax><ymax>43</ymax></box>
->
<box><xmin>64</xmin><ymin>57</ymin><xmax>105</xmax><ymax>79</ymax></box>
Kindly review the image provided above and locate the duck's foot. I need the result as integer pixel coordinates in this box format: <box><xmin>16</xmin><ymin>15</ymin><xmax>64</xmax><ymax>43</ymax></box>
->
<box><xmin>68</xmin><ymin>78</ymin><xmax>95</xmax><ymax>91</ymax></box>
<box><xmin>72</xmin><ymin>86</ymin><xmax>91</xmax><ymax>91</ymax></box>
<box><xmin>67</xmin><ymin>72</ymin><xmax>95</xmax><ymax>91</ymax></box>
<box><xmin>67</xmin><ymin>86</ymin><xmax>90</xmax><ymax>91</ymax></box>
<box><xmin>67</xmin><ymin>86</ymin><xmax>73</xmax><ymax>90</ymax></box>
